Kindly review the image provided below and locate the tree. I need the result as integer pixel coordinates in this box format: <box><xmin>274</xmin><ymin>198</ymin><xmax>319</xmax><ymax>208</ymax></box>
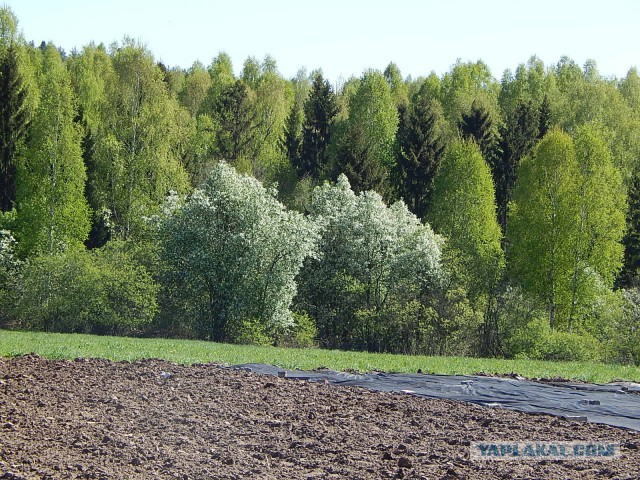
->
<box><xmin>297</xmin><ymin>175</ymin><xmax>443</xmax><ymax>352</ymax></box>
<box><xmin>0</xmin><ymin>44</ymin><xmax>29</xmax><ymax>213</ymax></box>
<box><xmin>458</xmin><ymin>98</ymin><xmax>501</xmax><ymax>171</ymax></box>
<box><xmin>299</xmin><ymin>72</ymin><xmax>338</xmax><ymax>179</ymax></box>
<box><xmin>15</xmin><ymin>44</ymin><xmax>90</xmax><ymax>256</ymax></box>
<box><xmin>509</xmin><ymin>127</ymin><xmax>626</xmax><ymax>332</ymax></box>
<box><xmin>334</xmin><ymin>70</ymin><xmax>398</xmax><ymax>194</ymax></box>
<box><xmin>394</xmin><ymin>94</ymin><xmax>446</xmax><ymax>218</ymax></box>
<box><xmin>179</xmin><ymin>61</ymin><xmax>211</xmax><ymax>117</ymax></box>
<box><xmin>214</xmin><ymin>79</ymin><xmax>259</xmax><ymax>166</ymax></box>
<box><xmin>159</xmin><ymin>162</ymin><xmax>317</xmax><ymax>342</ymax></box>
<box><xmin>250</xmin><ymin>58</ymin><xmax>293</xmax><ymax>180</ymax></box>
<box><xmin>620</xmin><ymin>167</ymin><xmax>640</xmax><ymax>287</ymax></box>
<box><xmin>495</xmin><ymin>99</ymin><xmax>541</xmax><ymax>233</ymax></box>
<box><xmin>439</xmin><ymin>60</ymin><xmax>501</xmax><ymax>129</ymax></box>
<box><xmin>87</xmin><ymin>39</ymin><xmax>189</xmax><ymax>240</ymax></box>
<box><xmin>429</xmin><ymin>139</ymin><xmax>504</xmax><ymax>300</ymax></box>
<box><xmin>508</xmin><ymin>130</ymin><xmax>581</xmax><ymax>329</ymax></box>
<box><xmin>384</xmin><ymin>62</ymin><xmax>408</xmax><ymax>108</ymax></box>
<box><xmin>281</xmin><ymin>104</ymin><xmax>302</xmax><ymax>169</ymax></box>
<box><xmin>568</xmin><ymin>124</ymin><xmax>625</xmax><ymax>327</ymax></box>
<box><xmin>0</xmin><ymin>7</ymin><xmax>29</xmax><ymax>214</ymax></box>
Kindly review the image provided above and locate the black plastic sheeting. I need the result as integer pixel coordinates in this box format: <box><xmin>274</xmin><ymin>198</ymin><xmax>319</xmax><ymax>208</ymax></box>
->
<box><xmin>231</xmin><ymin>364</ymin><xmax>640</xmax><ymax>431</ymax></box>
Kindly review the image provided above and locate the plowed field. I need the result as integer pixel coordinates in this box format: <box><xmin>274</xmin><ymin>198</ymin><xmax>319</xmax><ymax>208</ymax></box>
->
<box><xmin>1</xmin><ymin>355</ymin><xmax>638</xmax><ymax>479</ymax></box>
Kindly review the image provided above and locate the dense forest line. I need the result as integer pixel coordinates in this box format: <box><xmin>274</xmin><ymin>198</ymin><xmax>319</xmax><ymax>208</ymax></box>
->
<box><xmin>1</xmin><ymin>7</ymin><xmax>640</xmax><ymax>364</ymax></box>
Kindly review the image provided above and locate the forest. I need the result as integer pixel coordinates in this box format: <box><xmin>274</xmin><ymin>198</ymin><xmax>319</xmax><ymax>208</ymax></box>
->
<box><xmin>1</xmin><ymin>6</ymin><xmax>639</xmax><ymax>365</ymax></box>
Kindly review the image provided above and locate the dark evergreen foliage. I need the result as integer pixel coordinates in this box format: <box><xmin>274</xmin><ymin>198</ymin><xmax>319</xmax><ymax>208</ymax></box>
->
<box><xmin>538</xmin><ymin>94</ymin><xmax>551</xmax><ymax>139</ymax></box>
<box><xmin>0</xmin><ymin>45</ymin><xmax>29</xmax><ymax>213</ymax></box>
<box><xmin>281</xmin><ymin>105</ymin><xmax>302</xmax><ymax>170</ymax></box>
<box><xmin>496</xmin><ymin>99</ymin><xmax>540</xmax><ymax>234</ymax></box>
<box><xmin>393</xmin><ymin>95</ymin><xmax>445</xmax><ymax>218</ymax></box>
<box><xmin>337</xmin><ymin>137</ymin><xmax>388</xmax><ymax>194</ymax></box>
<box><xmin>215</xmin><ymin>80</ymin><xmax>258</xmax><ymax>163</ymax></box>
<box><xmin>299</xmin><ymin>73</ymin><xmax>337</xmax><ymax>179</ymax></box>
<box><xmin>619</xmin><ymin>167</ymin><xmax>640</xmax><ymax>287</ymax></box>
<box><xmin>458</xmin><ymin>99</ymin><xmax>502</xmax><ymax>166</ymax></box>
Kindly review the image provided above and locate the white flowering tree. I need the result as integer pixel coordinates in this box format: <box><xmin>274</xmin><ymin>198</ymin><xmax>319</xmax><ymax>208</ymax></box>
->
<box><xmin>298</xmin><ymin>175</ymin><xmax>443</xmax><ymax>352</ymax></box>
<box><xmin>159</xmin><ymin>162</ymin><xmax>317</xmax><ymax>342</ymax></box>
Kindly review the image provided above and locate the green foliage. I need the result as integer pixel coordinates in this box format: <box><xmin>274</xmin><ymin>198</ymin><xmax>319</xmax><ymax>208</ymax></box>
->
<box><xmin>569</xmin><ymin>124</ymin><xmax>626</xmax><ymax>325</ymax></box>
<box><xmin>503</xmin><ymin>317</ymin><xmax>603</xmax><ymax>362</ymax></box>
<box><xmin>82</xmin><ymin>38</ymin><xmax>189</xmax><ymax>240</ymax></box>
<box><xmin>274</xmin><ymin>311</ymin><xmax>318</xmax><ymax>349</ymax></box>
<box><xmin>0</xmin><ymin>229</ymin><xmax>20</xmax><ymax>327</ymax></box>
<box><xmin>11</xmin><ymin>246</ymin><xmax>158</xmax><ymax>334</ymax></box>
<box><xmin>179</xmin><ymin>61</ymin><xmax>211</xmax><ymax>117</ymax></box>
<box><xmin>439</xmin><ymin>60</ymin><xmax>501</xmax><ymax>130</ymax></box>
<box><xmin>15</xmin><ymin>44</ymin><xmax>90</xmax><ymax>256</ymax></box>
<box><xmin>508</xmin><ymin>127</ymin><xmax>626</xmax><ymax>331</ymax></box>
<box><xmin>458</xmin><ymin>98</ymin><xmax>502</xmax><ymax>168</ymax></box>
<box><xmin>429</xmin><ymin>139</ymin><xmax>504</xmax><ymax>300</ymax></box>
<box><xmin>1</xmin><ymin>8</ymin><xmax>638</xmax><ymax>364</ymax></box>
<box><xmin>620</xmin><ymin>167</ymin><xmax>640</xmax><ymax>288</ymax></box>
<box><xmin>508</xmin><ymin>130</ymin><xmax>581</xmax><ymax>328</ymax></box>
<box><xmin>159</xmin><ymin>162</ymin><xmax>317</xmax><ymax>342</ymax></box>
<box><xmin>333</xmin><ymin>70</ymin><xmax>399</xmax><ymax>194</ymax></box>
<box><xmin>605</xmin><ymin>289</ymin><xmax>640</xmax><ymax>365</ymax></box>
<box><xmin>495</xmin><ymin>98</ymin><xmax>541</xmax><ymax>233</ymax></box>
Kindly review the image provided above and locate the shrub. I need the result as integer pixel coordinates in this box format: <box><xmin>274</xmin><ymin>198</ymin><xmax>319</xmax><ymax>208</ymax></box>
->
<box><xmin>12</xmin><ymin>246</ymin><xmax>158</xmax><ymax>335</ymax></box>
<box><xmin>504</xmin><ymin>318</ymin><xmax>603</xmax><ymax>362</ymax></box>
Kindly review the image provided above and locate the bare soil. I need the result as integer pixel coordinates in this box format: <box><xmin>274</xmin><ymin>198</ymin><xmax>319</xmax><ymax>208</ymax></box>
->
<box><xmin>0</xmin><ymin>355</ymin><xmax>638</xmax><ymax>479</ymax></box>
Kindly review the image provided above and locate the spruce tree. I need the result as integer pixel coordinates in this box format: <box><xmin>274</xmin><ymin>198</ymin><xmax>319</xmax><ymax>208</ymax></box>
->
<box><xmin>538</xmin><ymin>94</ymin><xmax>552</xmax><ymax>138</ymax></box>
<box><xmin>394</xmin><ymin>95</ymin><xmax>445</xmax><ymax>218</ymax></box>
<box><xmin>0</xmin><ymin>44</ymin><xmax>29</xmax><ymax>213</ymax></box>
<box><xmin>495</xmin><ymin>99</ymin><xmax>540</xmax><ymax>234</ymax></box>
<box><xmin>299</xmin><ymin>73</ymin><xmax>337</xmax><ymax>179</ymax></box>
<box><xmin>619</xmin><ymin>167</ymin><xmax>640</xmax><ymax>288</ymax></box>
<box><xmin>281</xmin><ymin>104</ymin><xmax>302</xmax><ymax>171</ymax></box>
<box><xmin>458</xmin><ymin>99</ymin><xmax>501</xmax><ymax>169</ymax></box>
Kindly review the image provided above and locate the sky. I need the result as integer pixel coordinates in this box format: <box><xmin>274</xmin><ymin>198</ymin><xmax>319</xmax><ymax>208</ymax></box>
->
<box><xmin>6</xmin><ymin>0</ymin><xmax>640</xmax><ymax>83</ymax></box>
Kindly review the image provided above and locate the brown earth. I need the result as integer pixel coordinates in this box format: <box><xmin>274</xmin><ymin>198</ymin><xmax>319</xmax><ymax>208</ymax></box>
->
<box><xmin>0</xmin><ymin>355</ymin><xmax>639</xmax><ymax>479</ymax></box>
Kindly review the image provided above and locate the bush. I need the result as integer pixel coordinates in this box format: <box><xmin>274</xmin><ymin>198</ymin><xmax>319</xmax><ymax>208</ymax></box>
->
<box><xmin>274</xmin><ymin>312</ymin><xmax>318</xmax><ymax>348</ymax></box>
<box><xmin>12</xmin><ymin>246</ymin><xmax>158</xmax><ymax>335</ymax></box>
<box><xmin>504</xmin><ymin>318</ymin><xmax>603</xmax><ymax>362</ymax></box>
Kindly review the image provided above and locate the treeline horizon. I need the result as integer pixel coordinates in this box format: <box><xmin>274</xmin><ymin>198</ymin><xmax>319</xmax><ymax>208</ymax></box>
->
<box><xmin>1</xmin><ymin>6</ymin><xmax>640</xmax><ymax>364</ymax></box>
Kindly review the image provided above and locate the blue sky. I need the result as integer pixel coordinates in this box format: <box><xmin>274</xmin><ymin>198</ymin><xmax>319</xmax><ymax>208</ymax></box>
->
<box><xmin>7</xmin><ymin>0</ymin><xmax>640</xmax><ymax>82</ymax></box>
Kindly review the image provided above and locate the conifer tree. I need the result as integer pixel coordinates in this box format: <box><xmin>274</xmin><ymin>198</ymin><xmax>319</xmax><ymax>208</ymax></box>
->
<box><xmin>394</xmin><ymin>95</ymin><xmax>445</xmax><ymax>218</ymax></box>
<box><xmin>495</xmin><ymin>99</ymin><xmax>540</xmax><ymax>233</ymax></box>
<box><xmin>620</xmin><ymin>167</ymin><xmax>640</xmax><ymax>287</ymax></box>
<box><xmin>458</xmin><ymin>98</ymin><xmax>502</xmax><ymax>169</ymax></box>
<box><xmin>0</xmin><ymin>44</ymin><xmax>29</xmax><ymax>213</ymax></box>
<box><xmin>281</xmin><ymin>104</ymin><xmax>302</xmax><ymax>170</ymax></box>
<box><xmin>299</xmin><ymin>73</ymin><xmax>337</xmax><ymax>179</ymax></box>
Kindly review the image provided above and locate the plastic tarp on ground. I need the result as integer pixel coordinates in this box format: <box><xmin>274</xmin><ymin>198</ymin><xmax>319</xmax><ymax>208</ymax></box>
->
<box><xmin>231</xmin><ymin>364</ymin><xmax>640</xmax><ymax>431</ymax></box>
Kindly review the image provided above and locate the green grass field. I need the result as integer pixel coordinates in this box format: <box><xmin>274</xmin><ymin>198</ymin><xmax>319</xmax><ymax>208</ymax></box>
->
<box><xmin>1</xmin><ymin>329</ymin><xmax>639</xmax><ymax>384</ymax></box>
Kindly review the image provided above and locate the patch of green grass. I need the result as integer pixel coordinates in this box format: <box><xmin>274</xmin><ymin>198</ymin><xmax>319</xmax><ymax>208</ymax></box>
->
<box><xmin>1</xmin><ymin>329</ymin><xmax>639</xmax><ymax>384</ymax></box>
